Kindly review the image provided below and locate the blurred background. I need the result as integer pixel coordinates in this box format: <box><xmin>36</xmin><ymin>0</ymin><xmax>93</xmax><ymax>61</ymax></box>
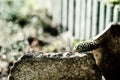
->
<box><xmin>0</xmin><ymin>0</ymin><xmax>120</xmax><ymax>79</ymax></box>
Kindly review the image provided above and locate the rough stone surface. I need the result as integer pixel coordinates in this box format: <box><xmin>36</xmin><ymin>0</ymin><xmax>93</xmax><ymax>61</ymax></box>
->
<box><xmin>8</xmin><ymin>52</ymin><xmax>102</xmax><ymax>80</ymax></box>
<box><xmin>72</xmin><ymin>22</ymin><xmax>120</xmax><ymax>80</ymax></box>
<box><xmin>92</xmin><ymin>23</ymin><xmax>120</xmax><ymax>80</ymax></box>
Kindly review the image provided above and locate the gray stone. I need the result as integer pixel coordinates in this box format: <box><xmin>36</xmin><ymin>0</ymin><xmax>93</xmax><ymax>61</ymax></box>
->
<box><xmin>8</xmin><ymin>52</ymin><xmax>102</xmax><ymax>80</ymax></box>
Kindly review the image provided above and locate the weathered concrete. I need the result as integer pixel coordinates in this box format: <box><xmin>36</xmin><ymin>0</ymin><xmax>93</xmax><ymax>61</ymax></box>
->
<box><xmin>8</xmin><ymin>52</ymin><xmax>102</xmax><ymax>80</ymax></box>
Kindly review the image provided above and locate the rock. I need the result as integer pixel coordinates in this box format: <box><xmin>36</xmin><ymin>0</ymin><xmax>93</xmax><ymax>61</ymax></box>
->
<box><xmin>92</xmin><ymin>23</ymin><xmax>120</xmax><ymax>80</ymax></box>
<box><xmin>72</xmin><ymin>22</ymin><xmax>120</xmax><ymax>80</ymax></box>
<box><xmin>8</xmin><ymin>52</ymin><xmax>102</xmax><ymax>80</ymax></box>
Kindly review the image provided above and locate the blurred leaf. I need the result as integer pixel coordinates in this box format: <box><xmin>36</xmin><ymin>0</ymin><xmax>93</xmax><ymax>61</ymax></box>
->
<box><xmin>99</xmin><ymin>0</ymin><xmax>120</xmax><ymax>4</ymax></box>
<box><xmin>72</xmin><ymin>39</ymin><xmax>80</xmax><ymax>47</ymax></box>
<box><xmin>0</xmin><ymin>0</ymin><xmax>25</xmax><ymax>20</ymax></box>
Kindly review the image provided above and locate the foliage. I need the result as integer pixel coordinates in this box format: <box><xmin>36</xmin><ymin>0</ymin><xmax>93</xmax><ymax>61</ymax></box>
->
<box><xmin>99</xmin><ymin>0</ymin><xmax>120</xmax><ymax>4</ymax></box>
<box><xmin>72</xmin><ymin>39</ymin><xmax>80</xmax><ymax>47</ymax></box>
<box><xmin>0</xmin><ymin>0</ymin><xmax>25</xmax><ymax>21</ymax></box>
